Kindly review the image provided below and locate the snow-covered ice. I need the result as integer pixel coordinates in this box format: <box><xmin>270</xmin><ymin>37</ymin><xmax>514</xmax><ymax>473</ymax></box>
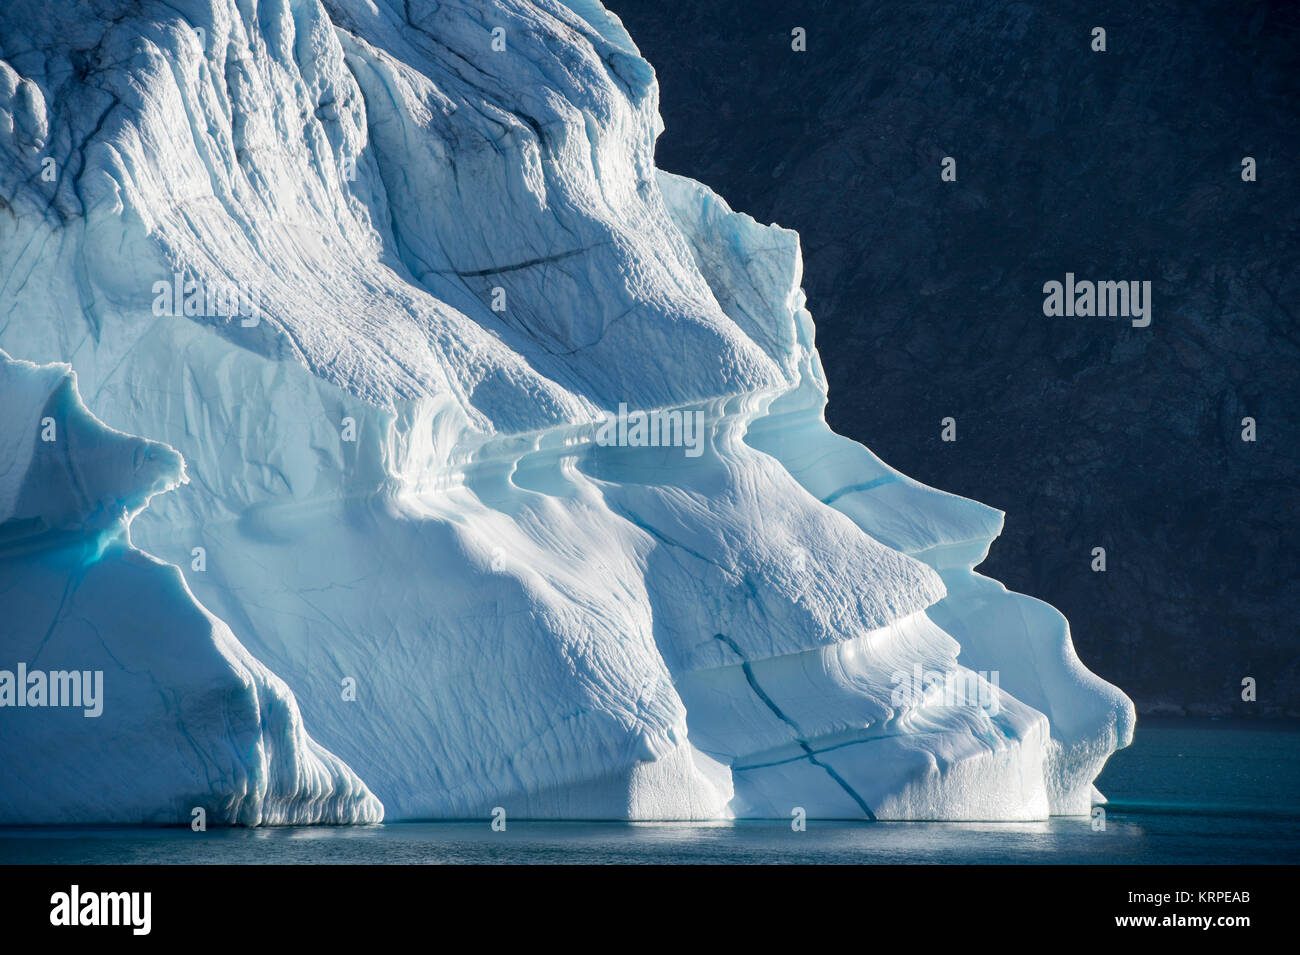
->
<box><xmin>0</xmin><ymin>0</ymin><xmax>1133</xmax><ymax>822</ymax></box>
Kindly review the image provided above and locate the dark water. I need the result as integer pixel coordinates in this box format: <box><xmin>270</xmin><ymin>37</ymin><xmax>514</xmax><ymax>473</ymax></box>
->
<box><xmin>2</xmin><ymin>719</ymin><xmax>1296</xmax><ymax>864</ymax></box>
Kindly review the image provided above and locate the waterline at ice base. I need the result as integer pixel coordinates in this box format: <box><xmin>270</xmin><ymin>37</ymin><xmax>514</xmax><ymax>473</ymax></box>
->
<box><xmin>0</xmin><ymin>0</ymin><xmax>1132</xmax><ymax>824</ymax></box>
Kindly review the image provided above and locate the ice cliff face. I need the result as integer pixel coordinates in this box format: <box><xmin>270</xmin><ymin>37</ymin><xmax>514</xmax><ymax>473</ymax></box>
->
<box><xmin>0</xmin><ymin>0</ymin><xmax>1133</xmax><ymax>822</ymax></box>
<box><xmin>0</xmin><ymin>352</ymin><xmax>382</xmax><ymax>823</ymax></box>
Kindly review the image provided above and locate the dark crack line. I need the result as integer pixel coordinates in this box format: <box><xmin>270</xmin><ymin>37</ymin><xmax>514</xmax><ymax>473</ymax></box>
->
<box><xmin>820</xmin><ymin>474</ymin><xmax>898</xmax><ymax>507</ymax></box>
<box><xmin>435</xmin><ymin>246</ymin><xmax>589</xmax><ymax>278</ymax></box>
<box><xmin>714</xmin><ymin>633</ymin><xmax>876</xmax><ymax>820</ymax></box>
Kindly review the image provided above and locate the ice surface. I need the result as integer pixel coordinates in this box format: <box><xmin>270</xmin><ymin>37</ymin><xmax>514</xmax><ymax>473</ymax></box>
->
<box><xmin>0</xmin><ymin>0</ymin><xmax>1133</xmax><ymax>822</ymax></box>
<box><xmin>0</xmin><ymin>351</ymin><xmax>381</xmax><ymax>823</ymax></box>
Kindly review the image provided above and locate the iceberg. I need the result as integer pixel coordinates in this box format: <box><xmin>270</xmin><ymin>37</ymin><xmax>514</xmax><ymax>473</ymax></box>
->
<box><xmin>0</xmin><ymin>0</ymin><xmax>1133</xmax><ymax>822</ymax></box>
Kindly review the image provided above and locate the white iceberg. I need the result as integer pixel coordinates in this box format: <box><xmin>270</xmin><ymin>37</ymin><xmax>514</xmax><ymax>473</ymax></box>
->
<box><xmin>0</xmin><ymin>0</ymin><xmax>1133</xmax><ymax>822</ymax></box>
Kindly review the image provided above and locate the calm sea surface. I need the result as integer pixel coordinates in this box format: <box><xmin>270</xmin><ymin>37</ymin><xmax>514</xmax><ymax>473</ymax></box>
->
<box><xmin>3</xmin><ymin>718</ymin><xmax>1296</xmax><ymax>864</ymax></box>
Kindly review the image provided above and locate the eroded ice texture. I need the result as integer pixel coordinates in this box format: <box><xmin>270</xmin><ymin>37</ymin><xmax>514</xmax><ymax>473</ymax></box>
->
<box><xmin>0</xmin><ymin>0</ymin><xmax>1132</xmax><ymax>822</ymax></box>
<box><xmin>0</xmin><ymin>352</ymin><xmax>382</xmax><ymax>823</ymax></box>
